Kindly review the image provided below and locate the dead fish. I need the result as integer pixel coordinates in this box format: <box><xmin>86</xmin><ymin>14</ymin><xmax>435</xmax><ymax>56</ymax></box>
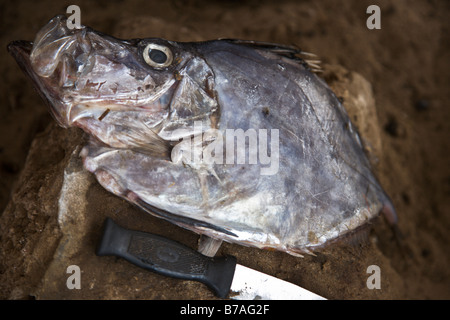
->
<box><xmin>8</xmin><ymin>15</ymin><xmax>397</xmax><ymax>256</ymax></box>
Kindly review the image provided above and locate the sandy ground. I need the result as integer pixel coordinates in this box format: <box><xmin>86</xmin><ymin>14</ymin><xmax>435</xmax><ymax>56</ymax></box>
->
<box><xmin>0</xmin><ymin>0</ymin><xmax>449</xmax><ymax>299</ymax></box>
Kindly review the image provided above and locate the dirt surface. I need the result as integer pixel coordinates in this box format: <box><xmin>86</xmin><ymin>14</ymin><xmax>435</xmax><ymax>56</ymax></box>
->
<box><xmin>0</xmin><ymin>0</ymin><xmax>449</xmax><ymax>300</ymax></box>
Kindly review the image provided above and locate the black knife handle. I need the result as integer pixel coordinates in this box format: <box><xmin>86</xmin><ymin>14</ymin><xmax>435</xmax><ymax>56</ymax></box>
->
<box><xmin>96</xmin><ymin>218</ymin><xmax>237</xmax><ymax>298</ymax></box>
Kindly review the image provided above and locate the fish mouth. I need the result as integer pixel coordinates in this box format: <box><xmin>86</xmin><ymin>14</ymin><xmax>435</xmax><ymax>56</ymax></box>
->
<box><xmin>7</xmin><ymin>15</ymin><xmax>109</xmax><ymax>128</ymax></box>
<box><xmin>7</xmin><ymin>15</ymin><xmax>85</xmax><ymax>127</ymax></box>
<box><xmin>8</xmin><ymin>39</ymin><xmax>70</xmax><ymax>126</ymax></box>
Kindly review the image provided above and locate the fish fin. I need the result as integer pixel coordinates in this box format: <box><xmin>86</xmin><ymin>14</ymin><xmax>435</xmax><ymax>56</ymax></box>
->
<box><xmin>381</xmin><ymin>197</ymin><xmax>398</xmax><ymax>226</ymax></box>
<box><xmin>311</xmin><ymin>220</ymin><xmax>373</xmax><ymax>255</ymax></box>
<box><xmin>131</xmin><ymin>139</ymin><xmax>173</xmax><ymax>160</ymax></box>
<box><xmin>132</xmin><ymin>196</ymin><xmax>237</xmax><ymax>237</ymax></box>
<box><xmin>380</xmin><ymin>198</ymin><xmax>415</xmax><ymax>261</ymax></box>
<box><xmin>220</xmin><ymin>38</ymin><xmax>322</xmax><ymax>73</ymax></box>
<box><xmin>340</xmin><ymin>223</ymin><xmax>372</xmax><ymax>251</ymax></box>
<box><xmin>129</xmin><ymin>125</ymin><xmax>173</xmax><ymax>159</ymax></box>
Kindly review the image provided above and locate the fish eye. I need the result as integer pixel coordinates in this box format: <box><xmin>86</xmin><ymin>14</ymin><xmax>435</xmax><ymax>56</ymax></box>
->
<box><xmin>143</xmin><ymin>43</ymin><xmax>173</xmax><ymax>69</ymax></box>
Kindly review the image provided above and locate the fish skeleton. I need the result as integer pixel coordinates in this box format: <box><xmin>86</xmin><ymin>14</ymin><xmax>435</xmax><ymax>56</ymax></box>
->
<box><xmin>8</xmin><ymin>15</ymin><xmax>397</xmax><ymax>256</ymax></box>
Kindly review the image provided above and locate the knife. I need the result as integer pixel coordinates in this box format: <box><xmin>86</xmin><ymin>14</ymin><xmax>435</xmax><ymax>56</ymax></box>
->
<box><xmin>96</xmin><ymin>218</ymin><xmax>326</xmax><ymax>300</ymax></box>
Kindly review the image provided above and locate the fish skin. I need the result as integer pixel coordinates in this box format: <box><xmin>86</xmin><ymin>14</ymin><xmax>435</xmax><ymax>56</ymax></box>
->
<box><xmin>8</xmin><ymin>15</ymin><xmax>396</xmax><ymax>256</ymax></box>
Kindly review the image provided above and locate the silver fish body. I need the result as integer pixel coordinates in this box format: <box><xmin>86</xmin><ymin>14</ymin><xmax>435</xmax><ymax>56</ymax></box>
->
<box><xmin>9</xmin><ymin>15</ymin><xmax>396</xmax><ymax>256</ymax></box>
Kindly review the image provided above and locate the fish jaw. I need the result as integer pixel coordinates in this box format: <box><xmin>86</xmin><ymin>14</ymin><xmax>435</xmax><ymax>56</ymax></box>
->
<box><xmin>8</xmin><ymin>15</ymin><xmax>101</xmax><ymax>127</ymax></box>
<box><xmin>8</xmin><ymin>39</ymin><xmax>71</xmax><ymax>127</ymax></box>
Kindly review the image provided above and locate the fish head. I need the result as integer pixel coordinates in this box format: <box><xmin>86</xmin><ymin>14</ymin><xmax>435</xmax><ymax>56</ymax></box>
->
<box><xmin>8</xmin><ymin>15</ymin><xmax>218</xmax><ymax>156</ymax></box>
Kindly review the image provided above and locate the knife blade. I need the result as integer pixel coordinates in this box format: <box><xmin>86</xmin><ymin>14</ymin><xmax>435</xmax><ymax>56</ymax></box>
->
<box><xmin>96</xmin><ymin>218</ymin><xmax>326</xmax><ymax>300</ymax></box>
